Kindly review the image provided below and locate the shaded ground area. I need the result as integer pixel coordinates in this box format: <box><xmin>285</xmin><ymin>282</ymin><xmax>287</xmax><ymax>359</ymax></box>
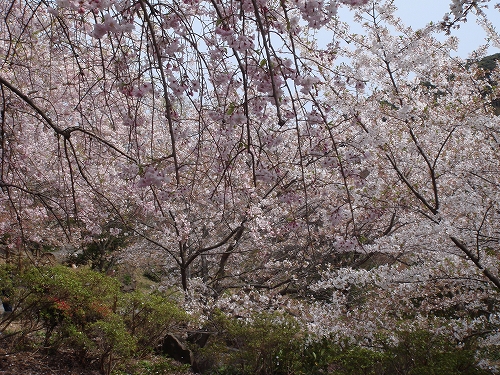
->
<box><xmin>0</xmin><ymin>348</ymin><xmax>194</xmax><ymax>375</ymax></box>
<box><xmin>0</xmin><ymin>348</ymin><xmax>100</xmax><ymax>375</ymax></box>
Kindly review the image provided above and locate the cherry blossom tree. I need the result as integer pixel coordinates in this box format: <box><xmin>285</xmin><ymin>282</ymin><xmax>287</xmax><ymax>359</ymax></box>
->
<box><xmin>288</xmin><ymin>2</ymin><xmax>500</xmax><ymax>360</ymax></box>
<box><xmin>1</xmin><ymin>0</ymin><xmax>375</xmax><ymax>290</ymax></box>
<box><xmin>441</xmin><ymin>0</ymin><xmax>498</xmax><ymax>34</ymax></box>
<box><xmin>2</xmin><ymin>0</ymin><xmax>500</xmax><ymax>364</ymax></box>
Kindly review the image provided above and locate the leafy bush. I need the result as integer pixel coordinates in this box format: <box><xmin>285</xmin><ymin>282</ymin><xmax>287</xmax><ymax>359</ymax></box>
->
<box><xmin>121</xmin><ymin>290</ymin><xmax>190</xmax><ymax>355</ymax></box>
<box><xmin>381</xmin><ymin>330</ymin><xmax>491</xmax><ymax>375</ymax></box>
<box><xmin>67</xmin><ymin>228</ymin><xmax>130</xmax><ymax>272</ymax></box>
<box><xmin>300</xmin><ymin>330</ymin><xmax>491</xmax><ymax>375</ymax></box>
<box><xmin>112</xmin><ymin>357</ymin><xmax>192</xmax><ymax>375</ymax></box>
<box><xmin>0</xmin><ymin>264</ymin><xmax>188</xmax><ymax>375</ymax></box>
<box><xmin>188</xmin><ymin>309</ymin><xmax>494</xmax><ymax>375</ymax></box>
<box><xmin>300</xmin><ymin>337</ymin><xmax>387</xmax><ymax>375</ymax></box>
<box><xmin>89</xmin><ymin>315</ymin><xmax>137</xmax><ymax>374</ymax></box>
<box><xmin>196</xmin><ymin>310</ymin><xmax>303</xmax><ymax>375</ymax></box>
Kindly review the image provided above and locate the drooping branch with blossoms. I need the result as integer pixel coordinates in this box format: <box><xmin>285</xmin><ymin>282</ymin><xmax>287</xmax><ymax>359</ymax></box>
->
<box><xmin>2</xmin><ymin>0</ymin><xmax>500</xmax><ymax>362</ymax></box>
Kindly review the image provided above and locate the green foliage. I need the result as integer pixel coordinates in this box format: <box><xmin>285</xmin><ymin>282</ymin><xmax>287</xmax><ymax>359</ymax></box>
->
<box><xmin>121</xmin><ymin>290</ymin><xmax>190</xmax><ymax>355</ymax></box>
<box><xmin>0</xmin><ymin>263</ymin><xmax>15</xmax><ymax>298</ymax></box>
<box><xmin>68</xmin><ymin>228</ymin><xmax>130</xmax><ymax>272</ymax></box>
<box><xmin>300</xmin><ymin>338</ymin><xmax>387</xmax><ymax>375</ymax></box>
<box><xmin>477</xmin><ymin>53</ymin><xmax>500</xmax><ymax>72</ymax></box>
<box><xmin>136</xmin><ymin>359</ymin><xmax>189</xmax><ymax>375</ymax></box>
<box><xmin>197</xmin><ymin>310</ymin><xmax>303</xmax><ymax>375</ymax></box>
<box><xmin>0</xmin><ymin>264</ymin><xmax>188</xmax><ymax>374</ymax></box>
<box><xmin>111</xmin><ymin>356</ymin><xmax>192</xmax><ymax>375</ymax></box>
<box><xmin>143</xmin><ymin>268</ymin><xmax>162</xmax><ymax>283</ymax></box>
<box><xmin>21</xmin><ymin>265</ymin><xmax>120</xmax><ymax>329</ymax></box>
<box><xmin>381</xmin><ymin>330</ymin><xmax>490</xmax><ymax>375</ymax></box>
<box><xmin>123</xmin><ymin>273</ymin><xmax>133</xmax><ymax>285</ymax></box>
<box><xmin>16</xmin><ymin>265</ymin><xmax>123</xmax><ymax>355</ymax></box>
<box><xmin>180</xmin><ymin>307</ymin><xmax>496</xmax><ymax>375</ymax></box>
<box><xmin>300</xmin><ymin>330</ymin><xmax>491</xmax><ymax>375</ymax></box>
<box><xmin>469</xmin><ymin>53</ymin><xmax>500</xmax><ymax>115</ymax></box>
<box><xmin>89</xmin><ymin>315</ymin><xmax>137</xmax><ymax>374</ymax></box>
<box><xmin>379</xmin><ymin>99</ymin><xmax>399</xmax><ymax>110</ymax></box>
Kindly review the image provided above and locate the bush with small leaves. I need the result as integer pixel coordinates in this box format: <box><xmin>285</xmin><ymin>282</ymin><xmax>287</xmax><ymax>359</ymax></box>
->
<box><xmin>121</xmin><ymin>290</ymin><xmax>190</xmax><ymax>356</ymax></box>
<box><xmin>196</xmin><ymin>310</ymin><xmax>303</xmax><ymax>375</ymax></box>
<box><xmin>89</xmin><ymin>315</ymin><xmax>137</xmax><ymax>375</ymax></box>
<box><xmin>115</xmin><ymin>357</ymin><xmax>192</xmax><ymax>375</ymax></box>
<box><xmin>300</xmin><ymin>330</ymin><xmax>492</xmax><ymax>375</ymax></box>
<box><xmin>0</xmin><ymin>264</ymin><xmax>189</xmax><ymax>374</ymax></box>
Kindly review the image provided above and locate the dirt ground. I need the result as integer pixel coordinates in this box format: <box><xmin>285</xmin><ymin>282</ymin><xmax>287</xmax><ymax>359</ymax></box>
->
<box><xmin>0</xmin><ymin>348</ymin><xmax>101</xmax><ymax>375</ymax></box>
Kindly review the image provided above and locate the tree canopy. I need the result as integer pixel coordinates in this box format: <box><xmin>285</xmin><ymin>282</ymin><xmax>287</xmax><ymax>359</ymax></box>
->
<box><xmin>1</xmin><ymin>0</ymin><xmax>500</xmax><ymax>371</ymax></box>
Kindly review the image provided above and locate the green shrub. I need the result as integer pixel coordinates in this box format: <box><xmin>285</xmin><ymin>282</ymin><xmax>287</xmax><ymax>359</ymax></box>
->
<box><xmin>89</xmin><ymin>314</ymin><xmax>137</xmax><ymax>374</ymax></box>
<box><xmin>143</xmin><ymin>268</ymin><xmax>162</xmax><ymax>283</ymax></box>
<box><xmin>20</xmin><ymin>265</ymin><xmax>120</xmax><ymax>335</ymax></box>
<box><xmin>300</xmin><ymin>337</ymin><xmax>387</xmax><ymax>375</ymax></box>
<box><xmin>300</xmin><ymin>330</ymin><xmax>491</xmax><ymax>375</ymax></box>
<box><xmin>121</xmin><ymin>290</ymin><xmax>190</xmax><ymax>356</ymax></box>
<box><xmin>67</xmin><ymin>226</ymin><xmax>130</xmax><ymax>272</ymax></box>
<box><xmin>0</xmin><ymin>264</ymin><xmax>188</xmax><ymax>374</ymax></box>
<box><xmin>197</xmin><ymin>310</ymin><xmax>303</xmax><ymax>375</ymax></box>
<box><xmin>120</xmin><ymin>357</ymin><xmax>192</xmax><ymax>375</ymax></box>
<box><xmin>382</xmin><ymin>330</ymin><xmax>490</xmax><ymax>375</ymax></box>
<box><xmin>0</xmin><ymin>263</ymin><xmax>15</xmax><ymax>297</ymax></box>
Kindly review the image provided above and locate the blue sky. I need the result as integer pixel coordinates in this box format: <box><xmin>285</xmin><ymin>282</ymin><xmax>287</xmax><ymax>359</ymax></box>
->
<box><xmin>339</xmin><ymin>0</ymin><xmax>500</xmax><ymax>57</ymax></box>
